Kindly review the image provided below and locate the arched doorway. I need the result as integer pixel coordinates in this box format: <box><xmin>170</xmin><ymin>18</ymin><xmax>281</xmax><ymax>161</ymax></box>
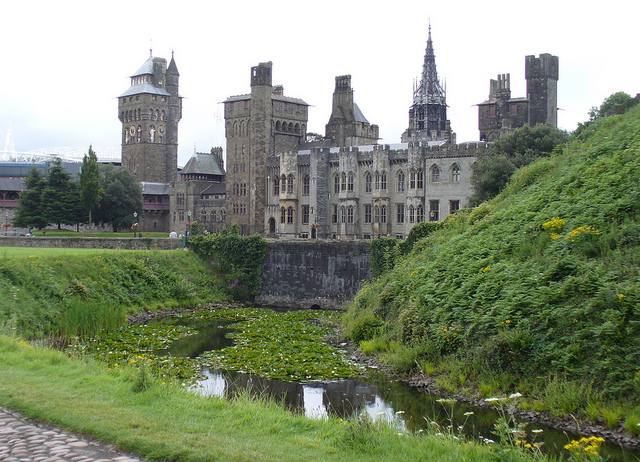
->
<box><xmin>268</xmin><ymin>217</ymin><xmax>276</xmax><ymax>234</ymax></box>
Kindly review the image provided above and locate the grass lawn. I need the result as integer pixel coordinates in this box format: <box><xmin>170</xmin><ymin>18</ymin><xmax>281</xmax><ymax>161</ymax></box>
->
<box><xmin>0</xmin><ymin>336</ymin><xmax>541</xmax><ymax>462</ymax></box>
<box><xmin>0</xmin><ymin>247</ymin><xmax>121</xmax><ymax>258</ymax></box>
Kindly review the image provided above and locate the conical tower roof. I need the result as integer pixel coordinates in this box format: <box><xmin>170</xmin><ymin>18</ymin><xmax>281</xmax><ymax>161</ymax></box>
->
<box><xmin>414</xmin><ymin>24</ymin><xmax>446</xmax><ymax>105</ymax></box>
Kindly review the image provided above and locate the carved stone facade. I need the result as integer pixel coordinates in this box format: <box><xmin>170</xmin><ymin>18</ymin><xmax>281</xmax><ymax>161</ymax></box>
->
<box><xmin>225</xmin><ymin>28</ymin><xmax>489</xmax><ymax>239</ymax></box>
<box><xmin>478</xmin><ymin>54</ymin><xmax>559</xmax><ymax>142</ymax></box>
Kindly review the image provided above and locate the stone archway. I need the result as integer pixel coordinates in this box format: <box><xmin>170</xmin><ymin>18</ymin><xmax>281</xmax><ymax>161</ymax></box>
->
<box><xmin>268</xmin><ymin>217</ymin><xmax>276</xmax><ymax>234</ymax></box>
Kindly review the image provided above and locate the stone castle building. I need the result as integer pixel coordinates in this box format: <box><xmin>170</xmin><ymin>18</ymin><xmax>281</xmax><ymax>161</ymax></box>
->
<box><xmin>119</xmin><ymin>31</ymin><xmax>558</xmax><ymax>239</ymax></box>
<box><xmin>478</xmin><ymin>53</ymin><xmax>558</xmax><ymax>141</ymax></box>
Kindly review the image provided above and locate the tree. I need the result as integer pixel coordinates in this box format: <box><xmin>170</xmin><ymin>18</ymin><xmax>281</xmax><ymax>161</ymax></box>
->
<box><xmin>305</xmin><ymin>132</ymin><xmax>326</xmax><ymax>143</ymax></box>
<box><xmin>574</xmin><ymin>92</ymin><xmax>640</xmax><ymax>139</ymax></box>
<box><xmin>13</xmin><ymin>167</ymin><xmax>48</xmax><ymax>230</ymax></box>
<box><xmin>42</xmin><ymin>158</ymin><xmax>83</xmax><ymax>229</ymax></box>
<box><xmin>79</xmin><ymin>146</ymin><xmax>103</xmax><ymax>230</ymax></box>
<box><xmin>94</xmin><ymin>164</ymin><xmax>142</xmax><ymax>232</ymax></box>
<box><xmin>469</xmin><ymin>124</ymin><xmax>568</xmax><ymax>206</ymax></box>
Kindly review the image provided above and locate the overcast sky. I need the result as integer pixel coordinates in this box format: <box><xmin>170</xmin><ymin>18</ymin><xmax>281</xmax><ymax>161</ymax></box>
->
<box><xmin>1</xmin><ymin>0</ymin><xmax>638</xmax><ymax>166</ymax></box>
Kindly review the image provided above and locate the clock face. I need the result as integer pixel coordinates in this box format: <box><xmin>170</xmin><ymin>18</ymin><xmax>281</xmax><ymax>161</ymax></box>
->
<box><xmin>129</xmin><ymin>126</ymin><xmax>136</xmax><ymax>136</ymax></box>
<box><xmin>158</xmin><ymin>125</ymin><xmax>166</xmax><ymax>136</ymax></box>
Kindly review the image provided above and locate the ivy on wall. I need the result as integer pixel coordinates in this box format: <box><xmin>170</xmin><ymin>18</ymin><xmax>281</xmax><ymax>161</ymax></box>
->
<box><xmin>189</xmin><ymin>225</ymin><xmax>268</xmax><ymax>300</ymax></box>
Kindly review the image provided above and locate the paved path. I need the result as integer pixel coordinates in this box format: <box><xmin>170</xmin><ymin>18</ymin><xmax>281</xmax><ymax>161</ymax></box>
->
<box><xmin>0</xmin><ymin>407</ymin><xmax>144</xmax><ymax>462</ymax></box>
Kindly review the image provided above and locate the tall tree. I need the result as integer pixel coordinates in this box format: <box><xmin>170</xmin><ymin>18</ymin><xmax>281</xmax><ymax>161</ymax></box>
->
<box><xmin>79</xmin><ymin>146</ymin><xmax>103</xmax><ymax>230</ymax></box>
<box><xmin>93</xmin><ymin>164</ymin><xmax>142</xmax><ymax>232</ymax></box>
<box><xmin>13</xmin><ymin>167</ymin><xmax>48</xmax><ymax>230</ymax></box>
<box><xmin>42</xmin><ymin>158</ymin><xmax>83</xmax><ymax>229</ymax></box>
<box><xmin>469</xmin><ymin>124</ymin><xmax>568</xmax><ymax>206</ymax></box>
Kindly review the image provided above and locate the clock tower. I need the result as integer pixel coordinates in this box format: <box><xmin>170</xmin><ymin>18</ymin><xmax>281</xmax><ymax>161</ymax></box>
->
<box><xmin>118</xmin><ymin>51</ymin><xmax>182</xmax><ymax>183</ymax></box>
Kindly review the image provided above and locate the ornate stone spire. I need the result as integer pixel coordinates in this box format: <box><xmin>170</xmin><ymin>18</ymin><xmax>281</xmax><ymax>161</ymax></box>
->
<box><xmin>415</xmin><ymin>23</ymin><xmax>446</xmax><ymax>106</ymax></box>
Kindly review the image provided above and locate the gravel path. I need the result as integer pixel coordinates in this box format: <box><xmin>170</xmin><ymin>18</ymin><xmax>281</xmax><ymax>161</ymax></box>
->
<box><xmin>0</xmin><ymin>407</ymin><xmax>144</xmax><ymax>462</ymax></box>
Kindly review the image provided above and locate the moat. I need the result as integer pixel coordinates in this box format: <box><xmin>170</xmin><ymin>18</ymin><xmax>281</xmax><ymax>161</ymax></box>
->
<box><xmin>148</xmin><ymin>311</ymin><xmax>640</xmax><ymax>461</ymax></box>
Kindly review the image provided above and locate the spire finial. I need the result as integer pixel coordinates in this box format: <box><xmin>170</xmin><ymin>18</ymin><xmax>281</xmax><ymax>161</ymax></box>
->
<box><xmin>149</xmin><ymin>38</ymin><xmax>153</xmax><ymax>57</ymax></box>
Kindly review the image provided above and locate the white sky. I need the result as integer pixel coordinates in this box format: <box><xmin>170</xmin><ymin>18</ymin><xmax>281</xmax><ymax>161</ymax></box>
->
<box><xmin>1</xmin><ymin>0</ymin><xmax>638</xmax><ymax>167</ymax></box>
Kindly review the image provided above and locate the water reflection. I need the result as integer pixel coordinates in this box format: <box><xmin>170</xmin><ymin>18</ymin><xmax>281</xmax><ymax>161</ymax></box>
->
<box><xmin>153</xmin><ymin>314</ymin><xmax>638</xmax><ymax>461</ymax></box>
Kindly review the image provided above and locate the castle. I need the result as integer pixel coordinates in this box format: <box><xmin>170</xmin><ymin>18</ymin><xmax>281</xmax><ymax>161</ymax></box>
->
<box><xmin>116</xmin><ymin>28</ymin><xmax>558</xmax><ymax>238</ymax></box>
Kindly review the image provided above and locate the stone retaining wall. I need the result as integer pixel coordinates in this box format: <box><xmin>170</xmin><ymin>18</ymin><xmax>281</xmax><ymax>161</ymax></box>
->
<box><xmin>0</xmin><ymin>236</ymin><xmax>183</xmax><ymax>250</ymax></box>
<box><xmin>255</xmin><ymin>240</ymin><xmax>372</xmax><ymax>310</ymax></box>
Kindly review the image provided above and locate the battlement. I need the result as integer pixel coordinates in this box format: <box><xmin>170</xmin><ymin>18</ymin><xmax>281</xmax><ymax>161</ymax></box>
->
<box><xmin>525</xmin><ymin>54</ymin><xmax>559</xmax><ymax>81</ymax></box>
<box><xmin>251</xmin><ymin>61</ymin><xmax>273</xmax><ymax>87</ymax></box>
<box><xmin>335</xmin><ymin>75</ymin><xmax>352</xmax><ymax>92</ymax></box>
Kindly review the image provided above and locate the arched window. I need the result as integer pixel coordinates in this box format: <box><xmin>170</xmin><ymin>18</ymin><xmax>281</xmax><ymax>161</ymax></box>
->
<box><xmin>409</xmin><ymin>169</ymin><xmax>416</xmax><ymax>189</ymax></box>
<box><xmin>302</xmin><ymin>174</ymin><xmax>310</xmax><ymax>195</ymax></box>
<box><xmin>280</xmin><ymin>207</ymin><xmax>286</xmax><ymax>224</ymax></box>
<box><xmin>348</xmin><ymin>172</ymin><xmax>354</xmax><ymax>192</ymax></box>
<box><xmin>380</xmin><ymin>205</ymin><xmax>387</xmax><ymax>224</ymax></box>
<box><xmin>149</xmin><ymin>109</ymin><xmax>154</xmax><ymax>119</ymax></box>
<box><xmin>341</xmin><ymin>172</ymin><xmax>347</xmax><ymax>191</ymax></box>
<box><xmin>451</xmin><ymin>164</ymin><xmax>461</xmax><ymax>182</ymax></box>
<box><xmin>295</xmin><ymin>123</ymin><xmax>300</xmax><ymax>134</ymax></box>
<box><xmin>417</xmin><ymin>169</ymin><xmax>424</xmax><ymax>189</ymax></box>
<box><xmin>334</xmin><ymin>174</ymin><xmax>340</xmax><ymax>194</ymax></box>
<box><xmin>416</xmin><ymin>205</ymin><xmax>424</xmax><ymax>223</ymax></box>
<box><xmin>374</xmin><ymin>171</ymin><xmax>380</xmax><ymax>190</ymax></box>
<box><xmin>287</xmin><ymin>174</ymin><xmax>294</xmax><ymax>194</ymax></box>
<box><xmin>234</xmin><ymin>122</ymin><xmax>239</xmax><ymax>135</ymax></box>
<box><xmin>374</xmin><ymin>206</ymin><xmax>380</xmax><ymax>223</ymax></box>
<box><xmin>397</xmin><ymin>170</ymin><xmax>405</xmax><ymax>192</ymax></box>
<box><xmin>347</xmin><ymin>206</ymin><xmax>354</xmax><ymax>224</ymax></box>
<box><xmin>381</xmin><ymin>171</ymin><xmax>387</xmax><ymax>190</ymax></box>
<box><xmin>409</xmin><ymin>205</ymin><xmax>415</xmax><ymax>223</ymax></box>
<box><xmin>340</xmin><ymin>206</ymin><xmax>346</xmax><ymax>224</ymax></box>
<box><xmin>288</xmin><ymin>122</ymin><xmax>294</xmax><ymax>133</ymax></box>
<box><xmin>273</xmin><ymin>176</ymin><xmax>280</xmax><ymax>196</ymax></box>
<box><xmin>287</xmin><ymin>206</ymin><xmax>294</xmax><ymax>224</ymax></box>
<box><xmin>276</xmin><ymin>121</ymin><xmax>282</xmax><ymax>131</ymax></box>
<box><xmin>241</xmin><ymin>121</ymin><xmax>246</xmax><ymax>136</ymax></box>
<box><xmin>137</xmin><ymin>125</ymin><xmax>141</xmax><ymax>142</ymax></box>
<box><xmin>161</xmin><ymin>110</ymin><xmax>165</xmax><ymax>121</ymax></box>
<box><xmin>431</xmin><ymin>165</ymin><xmax>440</xmax><ymax>183</ymax></box>
<box><xmin>365</xmin><ymin>172</ymin><xmax>372</xmax><ymax>192</ymax></box>
<box><xmin>155</xmin><ymin>109</ymin><xmax>160</xmax><ymax>120</ymax></box>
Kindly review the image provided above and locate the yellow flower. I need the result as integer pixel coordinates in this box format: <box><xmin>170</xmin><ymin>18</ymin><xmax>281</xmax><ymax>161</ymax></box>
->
<box><xmin>618</xmin><ymin>294</ymin><xmax>626</xmax><ymax>302</ymax></box>
<box><xmin>542</xmin><ymin>217</ymin><xmax>566</xmax><ymax>232</ymax></box>
<box><xmin>481</xmin><ymin>265</ymin><xmax>491</xmax><ymax>273</ymax></box>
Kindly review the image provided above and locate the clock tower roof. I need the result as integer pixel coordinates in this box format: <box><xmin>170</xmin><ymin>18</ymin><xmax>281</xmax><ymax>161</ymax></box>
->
<box><xmin>131</xmin><ymin>55</ymin><xmax>155</xmax><ymax>78</ymax></box>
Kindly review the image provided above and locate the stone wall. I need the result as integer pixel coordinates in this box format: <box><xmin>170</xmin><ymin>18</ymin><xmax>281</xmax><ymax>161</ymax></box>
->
<box><xmin>0</xmin><ymin>236</ymin><xmax>183</xmax><ymax>250</ymax></box>
<box><xmin>256</xmin><ymin>240</ymin><xmax>372</xmax><ymax>310</ymax></box>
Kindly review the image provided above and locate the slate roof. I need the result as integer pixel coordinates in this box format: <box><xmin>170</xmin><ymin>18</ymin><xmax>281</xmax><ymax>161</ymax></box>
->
<box><xmin>131</xmin><ymin>56</ymin><xmax>154</xmax><ymax>77</ymax></box>
<box><xmin>141</xmin><ymin>182</ymin><xmax>169</xmax><ymax>195</ymax></box>
<box><xmin>0</xmin><ymin>178</ymin><xmax>25</xmax><ymax>191</ymax></box>
<box><xmin>223</xmin><ymin>94</ymin><xmax>309</xmax><ymax>106</ymax></box>
<box><xmin>200</xmin><ymin>183</ymin><xmax>226</xmax><ymax>196</ymax></box>
<box><xmin>353</xmin><ymin>103</ymin><xmax>370</xmax><ymax>124</ymax></box>
<box><xmin>180</xmin><ymin>153</ymin><xmax>225</xmax><ymax>176</ymax></box>
<box><xmin>119</xmin><ymin>82</ymin><xmax>171</xmax><ymax>98</ymax></box>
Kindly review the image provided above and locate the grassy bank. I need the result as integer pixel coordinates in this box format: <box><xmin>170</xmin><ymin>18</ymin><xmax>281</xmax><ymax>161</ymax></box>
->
<box><xmin>343</xmin><ymin>105</ymin><xmax>640</xmax><ymax>433</ymax></box>
<box><xmin>0</xmin><ymin>248</ymin><xmax>226</xmax><ymax>340</ymax></box>
<box><xmin>0</xmin><ymin>336</ymin><xmax>544</xmax><ymax>462</ymax></box>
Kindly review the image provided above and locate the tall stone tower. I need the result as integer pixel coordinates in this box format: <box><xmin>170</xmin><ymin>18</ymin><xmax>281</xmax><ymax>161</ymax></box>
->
<box><xmin>224</xmin><ymin>62</ymin><xmax>309</xmax><ymax>235</ymax></box>
<box><xmin>325</xmin><ymin>75</ymin><xmax>379</xmax><ymax>146</ymax></box>
<box><xmin>118</xmin><ymin>51</ymin><xmax>182</xmax><ymax>183</ymax></box>
<box><xmin>525</xmin><ymin>53</ymin><xmax>559</xmax><ymax>128</ymax></box>
<box><xmin>401</xmin><ymin>24</ymin><xmax>452</xmax><ymax>143</ymax></box>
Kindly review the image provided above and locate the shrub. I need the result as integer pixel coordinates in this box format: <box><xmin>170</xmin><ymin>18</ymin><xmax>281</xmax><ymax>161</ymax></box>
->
<box><xmin>349</xmin><ymin>317</ymin><xmax>383</xmax><ymax>343</ymax></box>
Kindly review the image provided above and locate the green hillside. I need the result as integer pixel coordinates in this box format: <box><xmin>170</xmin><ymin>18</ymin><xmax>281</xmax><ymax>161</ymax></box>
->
<box><xmin>345</xmin><ymin>105</ymin><xmax>640</xmax><ymax>421</ymax></box>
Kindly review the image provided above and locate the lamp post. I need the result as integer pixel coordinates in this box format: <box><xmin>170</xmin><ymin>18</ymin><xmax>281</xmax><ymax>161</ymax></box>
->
<box><xmin>133</xmin><ymin>211</ymin><xmax>138</xmax><ymax>237</ymax></box>
<box><xmin>186</xmin><ymin>210</ymin><xmax>192</xmax><ymax>237</ymax></box>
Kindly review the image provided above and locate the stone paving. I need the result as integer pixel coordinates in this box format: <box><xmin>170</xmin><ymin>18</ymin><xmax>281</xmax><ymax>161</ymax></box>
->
<box><xmin>0</xmin><ymin>407</ymin><xmax>144</xmax><ymax>462</ymax></box>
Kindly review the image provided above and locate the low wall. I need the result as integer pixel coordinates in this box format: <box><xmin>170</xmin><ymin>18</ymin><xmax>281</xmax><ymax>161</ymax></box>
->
<box><xmin>255</xmin><ymin>240</ymin><xmax>372</xmax><ymax>310</ymax></box>
<box><xmin>0</xmin><ymin>236</ymin><xmax>183</xmax><ymax>250</ymax></box>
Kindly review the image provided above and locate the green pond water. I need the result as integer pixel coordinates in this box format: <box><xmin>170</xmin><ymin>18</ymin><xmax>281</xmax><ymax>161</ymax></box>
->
<box><xmin>149</xmin><ymin>314</ymin><xmax>639</xmax><ymax>461</ymax></box>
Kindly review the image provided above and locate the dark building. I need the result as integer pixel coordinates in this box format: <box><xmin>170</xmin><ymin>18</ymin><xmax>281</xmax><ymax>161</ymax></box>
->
<box><xmin>478</xmin><ymin>54</ymin><xmax>558</xmax><ymax>142</ymax></box>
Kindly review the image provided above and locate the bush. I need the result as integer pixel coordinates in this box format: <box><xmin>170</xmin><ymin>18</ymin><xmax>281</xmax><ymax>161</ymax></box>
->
<box><xmin>349</xmin><ymin>317</ymin><xmax>383</xmax><ymax>343</ymax></box>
